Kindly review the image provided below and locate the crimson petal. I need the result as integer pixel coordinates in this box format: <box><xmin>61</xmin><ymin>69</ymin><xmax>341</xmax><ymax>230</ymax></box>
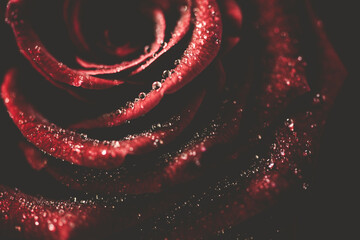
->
<box><xmin>0</xmin><ymin>186</ymin><xmax>167</xmax><ymax>240</ymax></box>
<box><xmin>1</xmin><ymin>69</ymin><xmax>205</xmax><ymax>169</ymax></box>
<box><xmin>0</xmin><ymin>0</ymin><xmax>348</xmax><ymax>239</ymax></box>
<box><xmin>128</xmin><ymin>0</ymin><xmax>192</xmax><ymax>76</ymax></box>
<box><xmin>0</xmin><ymin>103</ymin><xmax>339</xmax><ymax>239</ymax></box>
<box><xmin>130</xmin><ymin>106</ymin><xmax>321</xmax><ymax>239</ymax></box>
<box><xmin>5</xmin><ymin>0</ymin><xmax>126</xmax><ymax>89</ymax></box>
<box><xmin>21</xmin><ymin>89</ymin><xmax>245</xmax><ymax>194</ymax></box>
<box><xmin>75</xmin><ymin>6</ymin><xmax>167</xmax><ymax>74</ymax></box>
<box><xmin>70</xmin><ymin>0</ymin><xmax>222</xmax><ymax>130</ymax></box>
<box><xmin>63</xmin><ymin>0</ymin><xmax>90</xmax><ymax>54</ymax></box>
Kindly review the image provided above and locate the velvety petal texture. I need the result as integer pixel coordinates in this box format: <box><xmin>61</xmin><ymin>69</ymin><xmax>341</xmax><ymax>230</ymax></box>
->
<box><xmin>0</xmin><ymin>0</ymin><xmax>347</xmax><ymax>239</ymax></box>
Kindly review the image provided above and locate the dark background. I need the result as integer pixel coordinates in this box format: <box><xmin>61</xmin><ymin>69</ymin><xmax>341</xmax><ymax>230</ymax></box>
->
<box><xmin>0</xmin><ymin>1</ymin><xmax>357</xmax><ymax>239</ymax></box>
<box><xmin>294</xmin><ymin>1</ymin><xmax>357</xmax><ymax>239</ymax></box>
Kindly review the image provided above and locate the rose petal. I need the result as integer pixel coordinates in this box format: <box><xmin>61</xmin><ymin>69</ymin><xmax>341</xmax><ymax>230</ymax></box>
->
<box><xmin>0</xmin><ymin>0</ymin><xmax>348</xmax><ymax>239</ymax></box>
<box><xmin>63</xmin><ymin>0</ymin><xmax>90</xmax><ymax>53</ymax></box>
<box><xmin>74</xmin><ymin>7</ymin><xmax>167</xmax><ymax>74</ymax></box>
<box><xmin>128</xmin><ymin>0</ymin><xmax>192</xmax><ymax>76</ymax></box>
<box><xmin>6</xmin><ymin>0</ymin><xmax>126</xmax><ymax>89</ymax></box>
<box><xmin>21</xmin><ymin>89</ymin><xmax>246</xmax><ymax>194</ymax></box>
<box><xmin>70</xmin><ymin>0</ymin><xmax>222</xmax><ymax>129</ymax></box>
<box><xmin>2</xmin><ymin>69</ymin><xmax>205</xmax><ymax>169</ymax></box>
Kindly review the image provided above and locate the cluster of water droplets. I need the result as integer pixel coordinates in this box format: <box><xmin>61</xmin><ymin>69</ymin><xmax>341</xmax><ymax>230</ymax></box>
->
<box><xmin>115</xmin><ymin>62</ymin><xmax>180</xmax><ymax>117</ymax></box>
<box><xmin>5</xmin><ymin>5</ymin><xmax>24</xmax><ymax>25</ymax></box>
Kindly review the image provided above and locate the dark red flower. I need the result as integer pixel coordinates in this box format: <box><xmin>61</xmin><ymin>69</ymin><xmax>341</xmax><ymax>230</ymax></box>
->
<box><xmin>0</xmin><ymin>0</ymin><xmax>347</xmax><ymax>239</ymax></box>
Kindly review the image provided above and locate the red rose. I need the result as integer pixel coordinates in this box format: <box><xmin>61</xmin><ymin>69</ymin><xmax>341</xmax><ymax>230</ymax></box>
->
<box><xmin>0</xmin><ymin>0</ymin><xmax>347</xmax><ymax>239</ymax></box>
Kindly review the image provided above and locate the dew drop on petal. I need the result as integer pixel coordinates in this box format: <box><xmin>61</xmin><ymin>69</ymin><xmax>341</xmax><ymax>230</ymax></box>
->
<box><xmin>144</xmin><ymin>45</ymin><xmax>150</xmax><ymax>53</ymax></box>
<box><xmin>268</xmin><ymin>162</ymin><xmax>275</xmax><ymax>169</ymax></box>
<box><xmin>302</xmin><ymin>182</ymin><xmax>309</xmax><ymax>190</ymax></box>
<box><xmin>48</xmin><ymin>223</ymin><xmax>55</xmax><ymax>231</ymax></box>
<box><xmin>161</xmin><ymin>42</ymin><xmax>167</xmax><ymax>48</ymax></box>
<box><xmin>138</xmin><ymin>92</ymin><xmax>146</xmax><ymax>99</ymax></box>
<box><xmin>152</xmin><ymin>81</ymin><xmax>162</xmax><ymax>90</ymax></box>
<box><xmin>162</xmin><ymin>70</ymin><xmax>171</xmax><ymax>78</ymax></box>
<box><xmin>126</xmin><ymin>102</ymin><xmax>134</xmax><ymax>109</ymax></box>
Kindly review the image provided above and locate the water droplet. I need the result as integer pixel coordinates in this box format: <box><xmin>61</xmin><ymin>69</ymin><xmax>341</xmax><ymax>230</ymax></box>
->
<box><xmin>144</xmin><ymin>45</ymin><xmax>150</xmax><ymax>53</ymax></box>
<box><xmin>302</xmin><ymin>182</ymin><xmax>309</xmax><ymax>190</ymax></box>
<box><xmin>313</xmin><ymin>93</ymin><xmax>326</xmax><ymax>104</ymax></box>
<box><xmin>180</xmin><ymin>5</ymin><xmax>188</xmax><ymax>12</ymax></box>
<box><xmin>138</xmin><ymin>92</ymin><xmax>146</xmax><ymax>99</ymax></box>
<box><xmin>303</xmin><ymin>150</ymin><xmax>310</xmax><ymax>156</ymax></box>
<box><xmin>174</xmin><ymin>59</ymin><xmax>181</xmax><ymax>66</ymax></box>
<box><xmin>162</xmin><ymin>70</ymin><xmax>171</xmax><ymax>78</ymax></box>
<box><xmin>285</xmin><ymin>118</ymin><xmax>294</xmax><ymax>131</ymax></box>
<box><xmin>72</xmin><ymin>80</ymin><xmax>80</xmax><ymax>87</ymax></box>
<box><xmin>280</xmin><ymin>149</ymin><xmax>285</xmax><ymax>156</ymax></box>
<box><xmin>306</xmin><ymin>111</ymin><xmax>313</xmax><ymax>117</ymax></box>
<box><xmin>152</xmin><ymin>81</ymin><xmax>162</xmax><ymax>90</ymax></box>
<box><xmin>161</xmin><ymin>42</ymin><xmax>167</xmax><ymax>48</ymax></box>
<box><xmin>268</xmin><ymin>162</ymin><xmax>275</xmax><ymax>169</ymax></box>
<box><xmin>280</xmin><ymin>32</ymin><xmax>288</xmax><ymax>38</ymax></box>
<box><xmin>48</xmin><ymin>223</ymin><xmax>55</xmax><ymax>231</ymax></box>
<box><xmin>126</xmin><ymin>102</ymin><xmax>134</xmax><ymax>109</ymax></box>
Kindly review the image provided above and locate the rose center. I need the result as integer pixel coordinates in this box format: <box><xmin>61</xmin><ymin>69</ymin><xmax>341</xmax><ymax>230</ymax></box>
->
<box><xmin>80</xmin><ymin>0</ymin><xmax>156</xmax><ymax>61</ymax></box>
